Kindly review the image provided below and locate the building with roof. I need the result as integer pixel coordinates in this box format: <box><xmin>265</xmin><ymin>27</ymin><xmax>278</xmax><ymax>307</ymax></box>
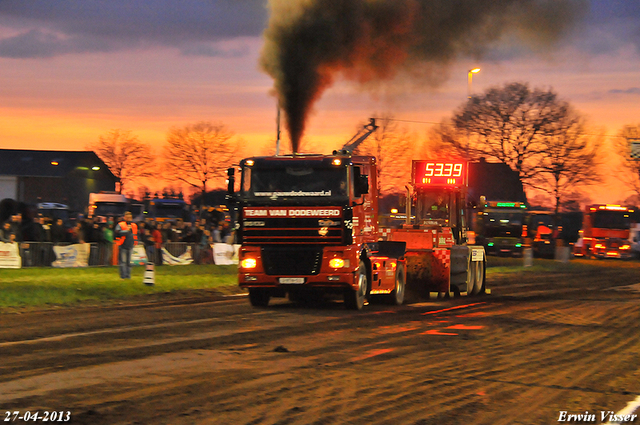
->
<box><xmin>0</xmin><ymin>149</ymin><xmax>118</xmax><ymax>213</ymax></box>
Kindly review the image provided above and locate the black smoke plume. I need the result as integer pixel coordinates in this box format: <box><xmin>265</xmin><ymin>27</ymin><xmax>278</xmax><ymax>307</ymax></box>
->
<box><xmin>260</xmin><ymin>0</ymin><xmax>587</xmax><ymax>153</ymax></box>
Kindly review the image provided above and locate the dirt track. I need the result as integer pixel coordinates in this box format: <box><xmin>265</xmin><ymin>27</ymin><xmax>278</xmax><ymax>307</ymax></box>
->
<box><xmin>2</xmin><ymin>260</ymin><xmax>640</xmax><ymax>425</ymax></box>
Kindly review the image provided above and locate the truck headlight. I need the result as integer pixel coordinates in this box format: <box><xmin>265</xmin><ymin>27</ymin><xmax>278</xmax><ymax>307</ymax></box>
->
<box><xmin>329</xmin><ymin>258</ymin><xmax>345</xmax><ymax>269</ymax></box>
<box><xmin>241</xmin><ymin>258</ymin><xmax>257</xmax><ymax>269</ymax></box>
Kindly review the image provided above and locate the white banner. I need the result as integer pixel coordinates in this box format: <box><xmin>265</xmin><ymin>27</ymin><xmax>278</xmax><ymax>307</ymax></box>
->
<box><xmin>0</xmin><ymin>242</ymin><xmax>21</xmax><ymax>268</ymax></box>
<box><xmin>52</xmin><ymin>244</ymin><xmax>90</xmax><ymax>268</ymax></box>
<box><xmin>161</xmin><ymin>246</ymin><xmax>194</xmax><ymax>265</ymax></box>
<box><xmin>131</xmin><ymin>245</ymin><xmax>149</xmax><ymax>265</ymax></box>
<box><xmin>213</xmin><ymin>243</ymin><xmax>240</xmax><ymax>265</ymax></box>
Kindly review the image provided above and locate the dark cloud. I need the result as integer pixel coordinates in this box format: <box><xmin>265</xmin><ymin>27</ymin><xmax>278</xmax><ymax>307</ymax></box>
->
<box><xmin>609</xmin><ymin>87</ymin><xmax>640</xmax><ymax>95</ymax></box>
<box><xmin>580</xmin><ymin>0</ymin><xmax>640</xmax><ymax>53</ymax></box>
<box><xmin>0</xmin><ymin>0</ymin><xmax>268</xmax><ymax>58</ymax></box>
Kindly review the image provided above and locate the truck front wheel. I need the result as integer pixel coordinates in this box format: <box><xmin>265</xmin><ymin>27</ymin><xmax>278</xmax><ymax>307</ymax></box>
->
<box><xmin>248</xmin><ymin>288</ymin><xmax>270</xmax><ymax>307</ymax></box>
<box><xmin>345</xmin><ymin>261</ymin><xmax>369</xmax><ymax>310</ymax></box>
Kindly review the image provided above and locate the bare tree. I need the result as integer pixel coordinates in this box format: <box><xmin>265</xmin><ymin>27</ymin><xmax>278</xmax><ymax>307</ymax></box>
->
<box><xmin>613</xmin><ymin>124</ymin><xmax>640</xmax><ymax>199</ymax></box>
<box><xmin>353</xmin><ymin>115</ymin><xmax>415</xmax><ymax>195</ymax></box>
<box><xmin>89</xmin><ymin>129</ymin><xmax>155</xmax><ymax>194</ymax></box>
<box><xmin>163</xmin><ymin>122</ymin><xmax>244</xmax><ymax>205</ymax></box>
<box><xmin>530</xmin><ymin>112</ymin><xmax>602</xmax><ymax>224</ymax></box>
<box><xmin>433</xmin><ymin>82</ymin><xmax>575</xmax><ymax>186</ymax></box>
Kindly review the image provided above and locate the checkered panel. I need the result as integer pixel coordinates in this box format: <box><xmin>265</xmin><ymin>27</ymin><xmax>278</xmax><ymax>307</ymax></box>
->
<box><xmin>430</xmin><ymin>248</ymin><xmax>451</xmax><ymax>293</ymax></box>
<box><xmin>432</xmin><ymin>248</ymin><xmax>450</xmax><ymax>268</ymax></box>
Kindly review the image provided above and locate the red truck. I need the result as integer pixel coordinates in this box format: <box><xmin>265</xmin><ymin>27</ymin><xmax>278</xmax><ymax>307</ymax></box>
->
<box><xmin>573</xmin><ymin>204</ymin><xmax>634</xmax><ymax>259</ymax></box>
<box><xmin>227</xmin><ymin>150</ymin><xmax>488</xmax><ymax>309</ymax></box>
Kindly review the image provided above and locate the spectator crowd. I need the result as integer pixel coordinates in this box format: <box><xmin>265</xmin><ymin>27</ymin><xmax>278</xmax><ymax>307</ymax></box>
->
<box><xmin>0</xmin><ymin>210</ymin><xmax>235</xmax><ymax>267</ymax></box>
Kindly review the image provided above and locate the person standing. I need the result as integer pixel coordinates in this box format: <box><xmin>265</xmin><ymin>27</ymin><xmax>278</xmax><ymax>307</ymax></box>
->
<box><xmin>141</xmin><ymin>227</ymin><xmax>155</xmax><ymax>264</ymax></box>
<box><xmin>152</xmin><ymin>224</ymin><xmax>163</xmax><ymax>265</ymax></box>
<box><xmin>115</xmin><ymin>211</ymin><xmax>138</xmax><ymax>279</ymax></box>
<box><xmin>102</xmin><ymin>219</ymin><xmax>115</xmax><ymax>266</ymax></box>
<box><xmin>50</xmin><ymin>218</ymin><xmax>67</xmax><ymax>244</ymax></box>
<box><xmin>0</xmin><ymin>221</ymin><xmax>13</xmax><ymax>242</ymax></box>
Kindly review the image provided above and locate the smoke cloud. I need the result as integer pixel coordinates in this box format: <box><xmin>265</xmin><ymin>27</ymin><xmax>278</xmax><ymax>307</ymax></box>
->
<box><xmin>260</xmin><ymin>0</ymin><xmax>587</xmax><ymax>153</ymax></box>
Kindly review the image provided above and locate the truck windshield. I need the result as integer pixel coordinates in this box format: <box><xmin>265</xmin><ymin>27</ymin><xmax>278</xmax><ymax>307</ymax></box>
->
<box><xmin>483</xmin><ymin>211</ymin><xmax>524</xmax><ymax>238</ymax></box>
<box><xmin>593</xmin><ymin>211</ymin><xmax>631</xmax><ymax>229</ymax></box>
<box><xmin>242</xmin><ymin>166</ymin><xmax>348</xmax><ymax>203</ymax></box>
<box><xmin>154</xmin><ymin>203</ymin><xmax>185</xmax><ymax>218</ymax></box>
<box><xmin>95</xmin><ymin>202</ymin><xmax>128</xmax><ymax>217</ymax></box>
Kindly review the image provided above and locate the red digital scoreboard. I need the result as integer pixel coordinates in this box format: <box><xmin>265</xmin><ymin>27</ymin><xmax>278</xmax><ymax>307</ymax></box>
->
<box><xmin>412</xmin><ymin>160</ymin><xmax>467</xmax><ymax>187</ymax></box>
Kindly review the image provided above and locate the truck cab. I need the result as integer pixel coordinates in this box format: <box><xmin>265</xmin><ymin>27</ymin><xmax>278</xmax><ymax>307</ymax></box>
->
<box><xmin>148</xmin><ymin>198</ymin><xmax>189</xmax><ymax>222</ymax></box>
<box><xmin>231</xmin><ymin>152</ymin><xmax>405</xmax><ymax>309</ymax></box>
<box><xmin>574</xmin><ymin>204</ymin><xmax>634</xmax><ymax>259</ymax></box>
<box><xmin>88</xmin><ymin>192</ymin><xmax>128</xmax><ymax>221</ymax></box>
<box><xmin>473</xmin><ymin>200</ymin><xmax>527</xmax><ymax>257</ymax></box>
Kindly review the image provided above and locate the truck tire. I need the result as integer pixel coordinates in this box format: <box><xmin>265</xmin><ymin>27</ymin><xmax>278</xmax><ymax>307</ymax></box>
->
<box><xmin>466</xmin><ymin>258</ymin><xmax>475</xmax><ymax>295</ymax></box>
<box><xmin>248</xmin><ymin>288</ymin><xmax>270</xmax><ymax>307</ymax></box>
<box><xmin>345</xmin><ymin>261</ymin><xmax>368</xmax><ymax>310</ymax></box>
<box><xmin>388</xmin><ymin>264</ymin><xmax>405</xmax><ymax>305</ymax></box>
<box><xmin>472</xmin><ymin>260</ymin><xmax>485</xmax><ymax>295</ymax></box>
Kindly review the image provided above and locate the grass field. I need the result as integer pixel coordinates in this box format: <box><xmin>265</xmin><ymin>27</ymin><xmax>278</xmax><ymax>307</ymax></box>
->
<box><xmin>0</xmin><ymin>265</ymin><xmax>239</xmax><ymax>310</ymax></box>
<box><xmin>1</xmin><ymin>257</ymin><xmax>637</xmax><ymax>311</ymax></box>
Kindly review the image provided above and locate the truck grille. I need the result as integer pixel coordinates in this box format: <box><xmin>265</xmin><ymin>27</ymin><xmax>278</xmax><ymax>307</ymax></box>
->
<box><xmin>261</xmin><ymin>246</ymin><xmax>322</xmax><ymax>275</ymax></box>
<box><xmin>243</xmin><ymin>218</ymin><xmax>343</xmax><ymax>245</ymax></box>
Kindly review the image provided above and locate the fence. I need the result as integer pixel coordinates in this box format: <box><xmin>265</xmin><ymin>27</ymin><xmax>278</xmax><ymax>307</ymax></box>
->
<box><xmin>13</xmin><ymin>242</ymin><xmax>219</xmax><ymax>267</ymax></box>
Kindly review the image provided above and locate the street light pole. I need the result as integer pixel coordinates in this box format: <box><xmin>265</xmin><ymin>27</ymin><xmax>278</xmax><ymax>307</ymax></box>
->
<box><xmin>468</xmin><ymin>67</ymin><xmax>480</xmax><ymax>99</ymax></box>
<box><xmin>466</xmin><ymin>68</ymin><xmax>480</xmax><ymax>158</ymax></box>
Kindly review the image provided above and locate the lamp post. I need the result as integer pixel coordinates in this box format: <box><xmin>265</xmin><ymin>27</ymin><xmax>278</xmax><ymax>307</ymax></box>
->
<box><xmin>467</xmin><ymin>67</ymin><xmax>480</xmax><ymax>99</ymax></box>
<box><xmin>466</xmin><ymin>68</ymin><xmax>480</xmax><ymax>158</ymax></box>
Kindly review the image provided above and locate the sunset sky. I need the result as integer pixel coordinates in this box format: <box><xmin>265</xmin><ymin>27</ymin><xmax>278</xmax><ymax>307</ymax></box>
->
<box><xmin>0</xmin><ymin>0</ymin><xmax>638</xmax><ymax>202</ymax></box>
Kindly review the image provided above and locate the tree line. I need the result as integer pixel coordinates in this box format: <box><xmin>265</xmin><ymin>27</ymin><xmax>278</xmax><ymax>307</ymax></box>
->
<box><xmin>89</xmin><ymin>123</ymin><xmax>244</xmax><ymax>201</ymax></box>
<box><xmin>356</xmin><ymin>82</ymin><xmax>639</xmax><ymax>215</ymax></box>
<box><xmin>91</xmin><ymin>81</ymin><xmax>640</xmax><ymax>212</ymax></box>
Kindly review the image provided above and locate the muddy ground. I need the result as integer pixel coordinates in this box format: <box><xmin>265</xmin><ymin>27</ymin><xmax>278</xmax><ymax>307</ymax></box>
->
<box><xmin>1</xmin><ymin>259</ymin><xmax>640</xmax><ymax>425</ymax></box>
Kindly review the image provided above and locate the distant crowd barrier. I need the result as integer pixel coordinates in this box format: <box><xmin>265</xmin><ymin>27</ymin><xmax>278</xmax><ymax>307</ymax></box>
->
<box><xmin>0</xmin><ymin>242</ymin><xmax>240</xmax><ymax>269</ymax></box>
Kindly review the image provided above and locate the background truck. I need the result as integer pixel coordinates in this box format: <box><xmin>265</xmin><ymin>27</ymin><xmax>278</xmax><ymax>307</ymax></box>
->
<box><xmin>573</xmin><ymin>204</ymin><xmax>635</xmax><ymax>259</ymax></box>
<box><xmin>228</xmin><ymin>149</ymin><xmax>486</xmax><ymax>309</ymax></box>
<box><xmin>147</xmin><ymin>197</ymin><xmax>189</xmax><ymax>222</ymax></box>
<box><xmin>88</xmin><ymin>192</ymin><xmax>128</xmax><ymax>221</ymax></box>
<box><xmin>467</xmin><ymin>159</ymin><xmax>528</xmax><ymax>257</ymax></box>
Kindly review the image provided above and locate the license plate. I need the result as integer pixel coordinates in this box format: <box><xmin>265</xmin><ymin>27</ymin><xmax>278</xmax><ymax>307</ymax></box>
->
<box><xmin>279</xmin><ymin>277</ymin><xmax>305</xmax><ymax>284</ymax></box>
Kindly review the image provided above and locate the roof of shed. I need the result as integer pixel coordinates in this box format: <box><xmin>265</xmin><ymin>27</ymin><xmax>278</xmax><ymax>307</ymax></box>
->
<box><xmin>0</xmin><ymin>149</ymin><xmax>116</xmax><ymax>180</ymax></box>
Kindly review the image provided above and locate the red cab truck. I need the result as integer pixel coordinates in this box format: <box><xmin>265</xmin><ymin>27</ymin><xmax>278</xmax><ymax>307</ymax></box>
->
<box><xmin>574</xmin><ymin>204</ymin><xmax>634</xmax><ymax>259</ymax></box>
<box><xmin>228</xmin><ymin>155</ymin><xmax>486</xmax><ymax>309</ymax></box>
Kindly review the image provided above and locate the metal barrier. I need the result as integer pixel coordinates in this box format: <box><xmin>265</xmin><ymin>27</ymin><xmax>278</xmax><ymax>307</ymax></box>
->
<box><xmin>17</xmin><ymin>242</ymin><xmax>213</xmax><ymax>267</ymax></box>
<box><xmin>19</xmin><ymin>242</ymin><xmax>115</xmax><ymax>267</ymax></box>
